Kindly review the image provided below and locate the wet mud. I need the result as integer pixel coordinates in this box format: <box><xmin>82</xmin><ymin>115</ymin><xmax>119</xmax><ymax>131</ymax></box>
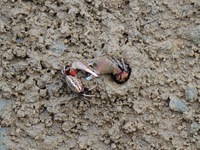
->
<box><xmin>0</xmin><ymin>0</ymin><xmax>200</xmax><ymax>149</ymax></box>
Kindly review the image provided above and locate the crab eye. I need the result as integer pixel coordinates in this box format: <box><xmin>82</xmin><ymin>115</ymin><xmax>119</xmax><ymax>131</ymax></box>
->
<box><xmin>64</xmin><ymin>65</ymin><xmax>70</xmax><ymax>71</ymax></box>
<box><xmin>63</xmin><ymin>65</ymin><xmax>71</xmax><ymax>75</ymax></box>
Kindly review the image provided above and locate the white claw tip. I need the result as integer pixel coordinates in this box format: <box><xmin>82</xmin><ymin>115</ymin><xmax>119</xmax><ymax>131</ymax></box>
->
<box><xmin>85</xmin><ymin>68</ymin><xmax>98</xmax><ymax>77</ymax></box>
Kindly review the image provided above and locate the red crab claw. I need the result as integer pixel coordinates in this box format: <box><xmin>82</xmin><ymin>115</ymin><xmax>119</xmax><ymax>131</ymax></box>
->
<box><xmin>71</xmin><ymin>61</ymin><xmax>98</xmax><ymax>77</ymax></box>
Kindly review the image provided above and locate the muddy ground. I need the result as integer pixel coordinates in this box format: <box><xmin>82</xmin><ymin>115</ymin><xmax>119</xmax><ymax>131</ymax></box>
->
<box><xmin>0</xmin><ymin>0</ymin><xmax>200</xmax><ymax>150</ymax></box>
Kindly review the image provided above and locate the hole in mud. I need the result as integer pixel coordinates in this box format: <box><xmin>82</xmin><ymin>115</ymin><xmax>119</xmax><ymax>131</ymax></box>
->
<box><xmin>52</xmin><ymin>12</ymin><xmax>59</xmax><ymax>17</ymax></box>
<box><xmin>22</xmin><ymin>0</ymin><xmax>33</xmax><ymax>2</ymax></box>
<box><xmin>39</xmin><ymin>104</ymin><xmax>47</xmax><ymax>114</ymax></box>
<box><xmin>111</xmin><ymin>64</ymin><xmax>132</xmax><ymax>84</ymax></box>
<box><xmin>75</xmin><ymin>12</ymin><xmax>82</xmax><ymax>18</ymax></box>
<box><xmin>82</xmin><ymin>41</ymin><xmax>87</xmax><ymax>46</ymax></box>
<box><xmin>85</xmin><ymin>0</ymin><xmax>92</xmax><ymax>4</ymax></box>
<box><xmin>105</xmin><ymin>8</ymin><xmax>111</xmax><ymax>13</ymax></box>
<box><xmin>56</xmin><ymin>1</ymin><xmax>63</xmax><ymax>7</ymax></box>
<box><xmin>65</xmin><ymin>35</ymin><xmax>71</xmax><ymax>39</ymax></box>
<box><xmin>125</xmin><ymin>0</ymin><xmax>130</xmax><ymax>5</ymax></box>
<box><xmin>50</xmin><ymin>113</ymin><xmax>54</xmax><ymax>121</ymax></box>
<box><xmin>45</xmin><ymin>45</ymin><xmax>49</xmax><ymax>50</ymax></box>
<box><xmin>123</xmin><ymin>32</ymin><xmax>129</xmax><ymax>44</ymax></box>
<box><xmin>101</xmin><ymin>43</ymin><xmax>105</xmax><ymax>48</ymax></box>
<box><xmin>60</xmin><ymin>103</ymin><xmax>65</xmax><ymax>107</ymax></box>
<box><xmin>166</xmin><ymin>97</ymin><xmax>170</xmax><ymax>105</ymax></box>
<box><xmin>40</xmin><ymin>61</ymin><xmax>47</xmax><ymax>70</ymax></box>
<box><xmin>191</xmin><ymin>2</ymin><xmax>195</xmax><ymax>6</ymax></box>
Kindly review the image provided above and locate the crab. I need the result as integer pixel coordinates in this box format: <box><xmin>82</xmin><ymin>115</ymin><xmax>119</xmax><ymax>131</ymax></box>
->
<box><xmin>61</xmin><ymin>61</ymin><xmax>97</xmax><ymax>98</ymax></box>
<box><xmin>86</xmin><ymin>57</ymin><xmax>131</xmax><ymax>84</ymax></box>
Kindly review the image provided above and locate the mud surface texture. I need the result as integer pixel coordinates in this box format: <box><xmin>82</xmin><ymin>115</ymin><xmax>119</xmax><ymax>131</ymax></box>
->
<box><xmin>0</xmin><ymin>0</ymin><xmax>200</xmax><ymax>150</ymax></box>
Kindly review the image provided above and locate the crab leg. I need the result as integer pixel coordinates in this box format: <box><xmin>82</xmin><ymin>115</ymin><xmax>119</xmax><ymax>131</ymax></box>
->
<box><xmin>61</xmin><ymin>66</ymin><xmax>67</xmax><ymax>75</ymax></box>
<box><xmin>114</xmin><ymin>57</ymin><xmax>124</xmax><ymax>70</ymax></box>
<box><xmin>108</xmin><ymin>57</ymin><xmax>122</xmax><ymax>70</ymax></box>
<box><xmin>121</xmin><ymin>58</ymin><xmax>128</xmax><ymax>72</ymax></box>
<box><xmin>88</xmin><ymin>83</ymin><xmax>97</xmax><ymax>91</ymax></box>
<box><xmin>82</xmin><ymin>94</ymin><xmax>95</xmax><ymax>97</ymax></box>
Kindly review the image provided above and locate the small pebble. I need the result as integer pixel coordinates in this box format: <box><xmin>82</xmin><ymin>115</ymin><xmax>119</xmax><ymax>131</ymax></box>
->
<box><xmin>169</xmin><ymin>98</ymin><xmax>188</xmax><ymax>112</ymax></box>
<box><xmin>185</xmin><ymin>85</ymin><xmax>197</xmax><ymax>102</ymax></box>
<box><xmin>189</xmin><ymin>122</ymin><xmax>199</xmax><ymax>134</ymax></box>
<box><xmin>49</xmin><ymin>41</ymin><xmax>65</xmax><ymax>54</ymax></box>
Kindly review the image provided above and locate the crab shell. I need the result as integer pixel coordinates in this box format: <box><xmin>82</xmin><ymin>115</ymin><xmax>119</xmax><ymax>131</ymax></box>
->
<box><xmin>65</xmin><ymin>75</ymin><xmax>84</xmax><ymax>93</ymax></box>
<box><xmin>62</xmin><ymin>65</ymin><xmax>83</xmax><ymax>93</ymax></box>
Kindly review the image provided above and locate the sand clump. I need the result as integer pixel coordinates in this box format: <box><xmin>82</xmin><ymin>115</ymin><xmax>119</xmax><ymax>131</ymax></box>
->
<box><xmin>0</xmin><ymin>0</ymin><xmax>200</xmax><ymax>149</ymax></box>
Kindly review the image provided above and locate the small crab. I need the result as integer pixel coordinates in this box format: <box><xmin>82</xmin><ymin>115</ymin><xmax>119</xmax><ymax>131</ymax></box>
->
<box><xmin>86</xmin><ymin>57</ymin><xmax>131</xmax><ymax>84</ymax></box>
<box><xmin>61</xmin><ymin>62</ymin><xmax>97</xmax><ymax>98</ymax></box>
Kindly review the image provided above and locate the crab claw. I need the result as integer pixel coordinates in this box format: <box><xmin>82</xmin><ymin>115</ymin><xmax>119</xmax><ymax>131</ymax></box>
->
<box><xmin>71</xmin><ymin>61</ymin><xmax>98</xmax><ymax>77</ymax></box>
